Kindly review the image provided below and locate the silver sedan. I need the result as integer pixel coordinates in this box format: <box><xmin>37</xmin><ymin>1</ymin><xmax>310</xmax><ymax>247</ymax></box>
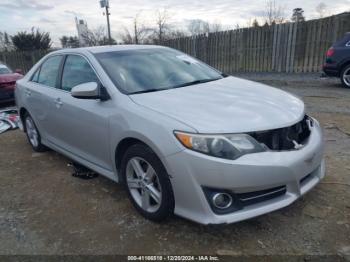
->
<box><xmin>15</xmin><ymin>45</ymin><xmax>325</xmax><ymax>224</ymax></box>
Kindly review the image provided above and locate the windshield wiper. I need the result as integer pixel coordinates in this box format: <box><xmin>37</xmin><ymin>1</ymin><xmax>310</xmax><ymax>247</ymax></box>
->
<box><xmin>129</xmin><ymin>88</ymin><xmax>169</xmax><ymax>95</ymax></box>
<box><xmin>129</xmin><ymin>77</ymin><xmax>222</xmax><ymax>95</ymax></box>
<box><xmin>172</xmin><ymin>77</ymin><xmax>222</xmax><ymax>89</ymax></box>
<box><xmin>221</xmin><ymin>73</ymin><xmax>229</xmax><ymax>77</ymax></box>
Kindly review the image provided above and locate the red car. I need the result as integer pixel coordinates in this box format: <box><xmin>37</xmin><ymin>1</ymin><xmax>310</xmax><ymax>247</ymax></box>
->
<box><xmin>0</xmin><ymin>63</ymin><xmax>23</xmax><ymax>104</ymax></box>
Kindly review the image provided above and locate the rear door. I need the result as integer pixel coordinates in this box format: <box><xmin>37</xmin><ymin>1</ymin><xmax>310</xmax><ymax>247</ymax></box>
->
<box><xmin>24</xmin><ymin>55</ymin><xmax>64</xmax><ymax>141</ymax></box>
<box><xmin>48</xmin><ymin>54</ymin><xmax>112</xmax><ymax>170</ymax></box>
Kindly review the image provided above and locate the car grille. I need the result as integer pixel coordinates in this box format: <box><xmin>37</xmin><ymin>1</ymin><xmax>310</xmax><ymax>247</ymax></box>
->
<box><xmin>237</xmin><ymin>185</ymin><xmax>287</xmax><ymax>207</ymax></box>
<box><xmin>249</xmin><ymin>115</ymin><xmax>312</xmax><ymax>151</ymax></box>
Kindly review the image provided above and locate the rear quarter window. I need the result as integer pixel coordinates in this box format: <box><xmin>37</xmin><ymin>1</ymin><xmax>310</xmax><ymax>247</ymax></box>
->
<box><xmin>31</xmin><ymin>68</ymin><xmax>40</xmax><ymax>82</ymax></box>
<box><xmin>334</xmin><ymin>33</ymin><xmax>350</xmax><ymax>47</ymax></box>
<box><xmin>36</xmin><ymin>56</ymin><xmax>62</xmax><ymax>88</ymax></box>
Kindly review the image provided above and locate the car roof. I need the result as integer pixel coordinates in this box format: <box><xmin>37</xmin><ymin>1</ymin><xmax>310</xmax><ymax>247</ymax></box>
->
<box><xmin>52</xmin><ymin>45</ymin><xmax>168</xmax><ymax>55</ymax></box>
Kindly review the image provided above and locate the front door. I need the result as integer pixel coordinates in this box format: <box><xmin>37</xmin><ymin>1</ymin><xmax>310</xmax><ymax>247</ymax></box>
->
<box><xmin>49</xmin><ymin>54</ymin><xmax>112</xmax><ymax>171</ymax></box>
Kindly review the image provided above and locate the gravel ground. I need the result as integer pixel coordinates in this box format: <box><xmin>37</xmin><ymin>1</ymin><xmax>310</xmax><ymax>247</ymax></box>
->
<box><xmin>0</xmin><ymin>75</ymin><xmax>349</xmax><ymax>258</ymax></box>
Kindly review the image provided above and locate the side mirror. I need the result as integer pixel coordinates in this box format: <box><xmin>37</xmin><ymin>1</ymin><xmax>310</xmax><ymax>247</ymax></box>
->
<box><xmin>71</xmin><ymin>82</ymin><xmax>102</xmax><ymax>100</ymax></box>
<box><xmin>15</xmin><ymin>69</ymin><xmax>23</xmax><ymax>75</ymax></box>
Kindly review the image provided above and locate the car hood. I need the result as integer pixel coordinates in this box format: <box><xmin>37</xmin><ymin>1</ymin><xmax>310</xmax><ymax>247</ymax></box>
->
<box><xmin>0</xmin><ymin>73</ymin><xmax>22</xmax><ymax>83</ymax></box>
<box><xmin>130</xmin><ymin>76</ymin><xmax>305</xmax><ymax>133</ymax></box>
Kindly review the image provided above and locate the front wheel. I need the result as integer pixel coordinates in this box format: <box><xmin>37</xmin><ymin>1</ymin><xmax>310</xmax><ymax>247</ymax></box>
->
<box><xmin>341</xmin><ymin>64</ymin><xmax>350</xmax><ymax>88</ymax></box>
<box><xmin>121</xmin><ymin>144</ymin><xmax>175</xmax><ymax>222</ymax></box>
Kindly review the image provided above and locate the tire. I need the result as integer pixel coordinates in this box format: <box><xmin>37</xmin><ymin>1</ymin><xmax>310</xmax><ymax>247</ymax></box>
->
<box><xmin>340</xmin><ymin>64</ymin><xmax>350</xmax><ymax>88</ymax></box>
<box><xmin>24</xmin><ymin>113</ymin><xmax>47</xmax><ymax>152</ymax></box>
<box><xmin>120</xmin><ymin>143</ymin><xmax>175</xmax><ymax>222</ymax></box>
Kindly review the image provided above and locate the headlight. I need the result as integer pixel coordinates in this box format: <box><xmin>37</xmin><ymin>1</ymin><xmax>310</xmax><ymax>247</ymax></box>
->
<box><xmin>174</xmin><ymin>131</ymin><xmax>266</xmax><ymax>160</ymax></box>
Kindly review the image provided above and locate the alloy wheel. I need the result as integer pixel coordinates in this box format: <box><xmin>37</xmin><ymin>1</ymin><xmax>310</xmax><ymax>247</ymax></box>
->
<box><xmin>343</xmin><ymin>67</ymin><xmax>350</xmax><ymax>87</ymax></box>
<box><xmin>126</xmin><ymin>157</ymin><xmax>162</xmax><ymax>213</ymax></box>
<box><xmin>25</xmin><ymin>117</ymin><xmax>39</xmax><ymax>148</ymax></box>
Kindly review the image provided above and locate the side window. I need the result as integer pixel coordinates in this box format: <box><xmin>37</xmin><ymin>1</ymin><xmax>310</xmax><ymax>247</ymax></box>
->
<box><xmin>37</xmin><ymin>56</ymin><xmax>62</xmax><ymax>87</ymax></box>
<box><xmin>31</xmin><ymin>68</ymin><xmax>40</xmax><ymax>82</ymax></box>
<box><xmin>61</xmin><ymin>55</ymin><xmax>99</xmax><ymax>92</ymax></box>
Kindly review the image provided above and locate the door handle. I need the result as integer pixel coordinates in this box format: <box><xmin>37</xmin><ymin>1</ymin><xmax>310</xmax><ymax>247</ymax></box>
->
<box><xmin>54</xmin><ymin>98</ymin><xmax>63</xmax><ymax>108</ymax></box>
<box><xmin>25</xmin><ymin>88</ymin><xmax>31</xmax><ymax>96</ymax></box>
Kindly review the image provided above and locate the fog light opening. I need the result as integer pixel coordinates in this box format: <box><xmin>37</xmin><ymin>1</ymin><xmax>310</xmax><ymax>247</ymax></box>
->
<box><xmin>212</xmin><ymin>193</ymin><xmax>233</xmax><ymax>209</ymax></box>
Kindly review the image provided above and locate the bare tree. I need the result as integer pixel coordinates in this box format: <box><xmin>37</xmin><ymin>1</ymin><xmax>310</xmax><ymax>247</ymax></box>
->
<box><xmin>264</xmin><ymin>0</ymin><xmax>286</xmax><ymax>25</ymax></box>
<box><xmin>133</xmin><ymin>12</ymin><xmax>152</xmax><ymax>44</ymax></box>
<box><xmin>187</xmin><ymin>19</ymin><xmax>224</xmax><ymax>36</ymax></box>
<box><xmin>169</xmin><ymin>30</ymin><xmax>187</xmax><ymax>39</ymax></box>
<box><xmin>120</xmin><ymin>27</ymin><xmax>133</xmax><ymax>44</ymax></box>
<box><xmin>0</xmin><ymin>32</ymin><xmax>13</xmax><ymax>51</ymax></box>
<box><xmin>119</xmin><ymin>12</ymin><xmax>152</xmax><ymax>44</ymax></box>
<box><xmin>81</xmin><ymin>26</ymin><xmax>105</xmax><ymax>46</ymax></box>
<box><xmin>154</xmin><ymin>8</ymin><xmax>171</xmax><ymax>43</ymax></box>
<box><xmin>187</xmin><ymin>19</ymin><xmax>210</xmax><ymax>35</ymax></box>
<box><xmin>316</xmin><ymin>2</ymin><xmax>327</xmax><ymax>18</ymax></box>
<box><xmin>209</xmin><ymin>21</ymin><xmax>223</xmax><ymax>33</ymax></box>
<box><xmin>81</xmin><ymin>26</ymin><xmax>116</xmax><ymax>46</ymax></box>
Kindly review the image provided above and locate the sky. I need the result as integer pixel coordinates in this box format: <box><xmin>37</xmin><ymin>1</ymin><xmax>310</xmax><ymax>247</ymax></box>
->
<box><xmin>0</xmin><ymin>0</ymin><xmax>349</xmax><ymax>46</ymax></box>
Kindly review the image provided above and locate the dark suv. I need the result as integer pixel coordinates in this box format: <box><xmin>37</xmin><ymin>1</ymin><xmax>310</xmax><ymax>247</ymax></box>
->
<box><xmin>323</xmin><ymin>32</ymin><xmax>350</xmax><ymax>88</ymax></box>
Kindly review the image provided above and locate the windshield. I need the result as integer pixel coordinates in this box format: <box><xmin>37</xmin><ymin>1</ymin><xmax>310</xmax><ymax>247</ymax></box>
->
<box><xmin>95</xmin><ymin>48</ymin><xmax>223</xmax><ymax>94</ymax></box>
<box><xmin>0</xmin><ymin>64</ymin><xmax>12</xmax><ymax>75</ymax></box>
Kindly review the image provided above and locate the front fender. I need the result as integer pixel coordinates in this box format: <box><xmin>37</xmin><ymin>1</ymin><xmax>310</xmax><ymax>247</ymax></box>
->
<box><xmin>108</xmin><ymin>99</ymin><xmax>196</xmax><ymax>177</ymax></box>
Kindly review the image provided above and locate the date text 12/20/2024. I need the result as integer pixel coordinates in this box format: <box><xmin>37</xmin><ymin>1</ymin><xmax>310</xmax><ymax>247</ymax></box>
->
<box><xmin>127</xmin><ymin>256</ymin><xmax>220</xmax><ymax>261</ymax></box>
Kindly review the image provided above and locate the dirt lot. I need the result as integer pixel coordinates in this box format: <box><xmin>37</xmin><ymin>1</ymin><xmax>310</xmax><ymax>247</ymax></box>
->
<box><xmin>0</xmin><ymin>75</ymin><xmax>350</xmax><ymax>257</ymax></box>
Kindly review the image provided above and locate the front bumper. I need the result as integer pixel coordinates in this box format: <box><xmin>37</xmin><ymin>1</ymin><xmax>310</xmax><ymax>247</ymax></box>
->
<box><xmin>165</xmin><ymin>119</ymin><xmax>325</xmax><ymax>224</ymax></box>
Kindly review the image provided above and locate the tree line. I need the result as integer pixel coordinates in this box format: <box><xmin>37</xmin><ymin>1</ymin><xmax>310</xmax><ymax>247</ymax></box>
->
<box><xmin>0</xmin><ymin>1</ymin><xmax>332</xmax><ymax>51</ymax></box>
<box><xmin>0</xmin><ymin>28</ymin><xmax>51</xmax><ymax>52</ymax></box>
<box><xmin>61</xmin><ymin>2</ymin><xmax>311</xmax><ymax>48</ymax></box>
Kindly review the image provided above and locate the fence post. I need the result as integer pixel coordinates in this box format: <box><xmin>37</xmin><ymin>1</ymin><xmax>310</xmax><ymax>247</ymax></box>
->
<box><xmin>332</xmin><ymin>15</ymin><xmax>340</xmax><ymax>42</ymax></box>
<box><xmin>271</xmin><ymin>23</ymin><xmax>278</xmax><ymax>72</ymax></box>
<box><xmin>2</xmin><ymin>52</ymin><xmax>6</xmax><ymax>64</ymax></box>
<box><xmin>290</xmin><ymin>22</ymin><xmax>298</xmax><ymax>73</ymax></box>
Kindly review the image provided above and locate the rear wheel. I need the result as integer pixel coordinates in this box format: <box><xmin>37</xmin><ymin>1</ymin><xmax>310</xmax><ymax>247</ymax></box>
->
<box><xmin>24</xmin><ymin>113</ymin><xmax>47</xmax><ymax>152</ymax></box>
<box><xmin>120</xmin><ymin>143</ymin><xmax>175</xmax><ymax>222</ymax></box>
<box><xmin>341</xmin><ymin>64</ymin><xmax>350</xmax><ymax>88</ymax></box>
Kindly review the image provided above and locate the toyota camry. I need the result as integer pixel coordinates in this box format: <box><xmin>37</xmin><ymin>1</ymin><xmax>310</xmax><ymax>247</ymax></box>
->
<box><xmin>15</xmin><ymin>45</ymin><xmax>325</xmax><ymax>224</ymax></box>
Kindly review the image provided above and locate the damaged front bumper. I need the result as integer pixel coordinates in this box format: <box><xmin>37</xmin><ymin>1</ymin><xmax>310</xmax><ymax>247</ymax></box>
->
<box><xmin>164</xmin><ymin>118</ymin><xmax>325</xmax><ymax>225</ymax></box>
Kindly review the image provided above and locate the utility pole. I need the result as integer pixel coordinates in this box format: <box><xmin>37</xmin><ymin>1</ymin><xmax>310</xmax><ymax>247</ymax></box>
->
<box><xmin>100</xmin><ymin>0</ymin><xmax>112</xmax><ymax>44</ymax></box>
<box><xmin>105</xmin><ymin>4</ymin><xmax>111</xmax><ymax>44</ymax></box>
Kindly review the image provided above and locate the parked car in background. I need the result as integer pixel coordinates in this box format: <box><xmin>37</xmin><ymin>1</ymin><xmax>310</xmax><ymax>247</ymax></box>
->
<box><xmin>323</xmin><ymin>32</ymin><xmax>350</xmax><ymax>88</ymax></box>
<box><xmin>0</xmin><ymin>63</ymin><xmax>23</xmax><ymax>104</ymax></box>
<box><xmin>15</xmin><ymin>46</ymin><xmax>325</xmax><ymax>224</ymax></box>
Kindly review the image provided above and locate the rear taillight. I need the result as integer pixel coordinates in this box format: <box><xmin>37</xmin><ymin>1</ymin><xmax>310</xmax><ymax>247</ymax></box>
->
<box><xmin>326</xmin><ymin>47</ymin><xmax>335</xmax><ymax>57</ymax></box>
